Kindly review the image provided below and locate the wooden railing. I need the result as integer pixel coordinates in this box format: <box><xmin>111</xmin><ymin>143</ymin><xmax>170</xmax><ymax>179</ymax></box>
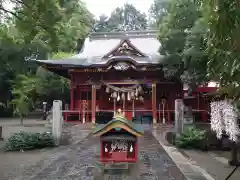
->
<box><xmin>62</xmin><ymin>109</ymin><xmax>210</xmax><ymax>123</ymax></box>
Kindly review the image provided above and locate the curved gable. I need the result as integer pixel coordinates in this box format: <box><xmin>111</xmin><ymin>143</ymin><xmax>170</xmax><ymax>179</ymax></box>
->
<box><xmin>92</xmin><ymin>117</ymin><xmax>144</xmax><ymax>137</ymax></box>
<box><xmin>103</xmin><ymin>38</ymin><xmax>147</xmax><ymax>58</ymax></box>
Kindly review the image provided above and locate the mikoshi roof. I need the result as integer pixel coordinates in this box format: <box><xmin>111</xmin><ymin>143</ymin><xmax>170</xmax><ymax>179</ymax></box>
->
<box><xmin>34</xmin><ymin>30</ymin><xmax>163</xmax><ymax>67</ymax></box>
<box><xmin>92</xmin><ymin>115</ymin><xmax>144</xmax><ymax>137</ymax></box>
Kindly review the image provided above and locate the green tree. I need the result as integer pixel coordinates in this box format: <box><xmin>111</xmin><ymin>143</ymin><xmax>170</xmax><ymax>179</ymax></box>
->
<box><xmin>0</xmin><ymin>0</ymin><xmax>92</xmax><ymax>117</ymax></box>
<box><xmin>9</xmin><ymin>74</ymin><xmax>37</xmax><ymax>123</ymax></box>
<box><xmin>0</xmin><ymin>23</ymin><xmax>45</xmax><ymax>116</ymax></box>
<box><xmin>181</xmin><ymin>18</ymin><xmax>209</xmax><ymax>89</ymax></box>
<box><xmin>1</xmin><ymin>0</ymin><xmax>93</xmax><ymax>52</ymax></box>
<box><xmin>57</xmin><ymin>0</ymin><xmax>93</xmax><ymax>52</ymax></box>
<box><xmin>158</xmin><ymin>0</ymin><xmax>205</xmax><ymax>91</ymax></box>
<box><xmin>203</xmin><ymin>0</ymin><xmax>240</xmax><ymax>166</ymax></box>
<box><xmin>93</xmin><ymin>15</ymin><xmax>110</xmax><ymax>32</ymax></box>
<box><xmin>149</xmin><ymin>0</ymin><xmax>170</xmax><ymax>29</ymax></box>
<box><xmin>203</xmin><ymin>0</ymin><xmax>240</xmax><ymax>99</ymax></box>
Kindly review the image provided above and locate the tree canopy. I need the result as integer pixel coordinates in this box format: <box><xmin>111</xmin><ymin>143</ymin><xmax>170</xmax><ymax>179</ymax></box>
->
<box><xmin>1</xmin><ymin>0</ymin><xmax>240</xmax><ymax>118</ymax></box>
<box><xmin>93</xmin><ymin>3</ymin><xmax>147</xmax><ymax>32</ymax></box>
<box><xmin>149</xmin><ymin>0</ymin><xmax>169</xmax><ymax>29</ymax></box>
<box><xmin>157</xmin><ymin>0</ymin><xmax>206</xmax><ymax>92</ymax></box>
<box><xmin>0</xmin><ymin>0</ymin><xmax>93</xmax><ymax>117</ymax></box>
<box><xmin>155</xmin><ymin>0</ymin><xmax>240</xmax><ymax>98</ymax></box>
<box><xmin>203</xmin><ymin>0</ymin><xmax>240</xmax><ymax>99</ymax></box>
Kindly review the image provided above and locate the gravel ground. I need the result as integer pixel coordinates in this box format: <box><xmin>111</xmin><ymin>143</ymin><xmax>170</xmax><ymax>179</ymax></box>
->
<box><xmin>1</xmin><ymin>125</ymin><xmax>187</xmax><ymax>180</ymax></box>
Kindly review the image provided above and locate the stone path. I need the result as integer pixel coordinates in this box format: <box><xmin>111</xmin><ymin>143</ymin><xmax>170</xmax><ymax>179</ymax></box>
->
<box><xmin>3</xmin><ymin>128</ymin><xmax>188</xmax><ymax>180</ymax></box>
<box><xmin>138</xmin><ymin>131</ymin><xmax>187</xmax><ymax>180</ymax></box>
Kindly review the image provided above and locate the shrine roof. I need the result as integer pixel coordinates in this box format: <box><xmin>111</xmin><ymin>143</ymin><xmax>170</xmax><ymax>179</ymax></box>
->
<box><xmin>34</xmin><ymin>30</ymin><xmax>163</xmax><ymax>67</ymax></box>
<box><xmin>92</xmin><ymin>115</ymin><xmax>144</xmax><ymax>137</ymax></box>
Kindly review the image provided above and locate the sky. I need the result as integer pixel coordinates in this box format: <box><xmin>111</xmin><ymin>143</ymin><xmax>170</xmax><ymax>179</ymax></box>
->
<box><xmin>82</xmin><ymin>0</ymin><xmax>153</xmax><ymax>17</ymax></box>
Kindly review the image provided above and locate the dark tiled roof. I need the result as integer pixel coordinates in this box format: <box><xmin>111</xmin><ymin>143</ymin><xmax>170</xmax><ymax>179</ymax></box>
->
<box><xmin>34</xmin><ymin>31</ymin><xmax>163</xmax><ymax>67</ymax></box>
<box><xmin>92</xmin><ymin>115</ymin><xmax>144</xmax><ymax>137</ymax></box>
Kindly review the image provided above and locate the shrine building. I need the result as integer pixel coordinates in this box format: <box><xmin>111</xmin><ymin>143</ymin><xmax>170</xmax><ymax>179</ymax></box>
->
<box><xmin>34</xmin><ymin>30</ymin><xmax>217</xmax><ymax>124</ymax></box>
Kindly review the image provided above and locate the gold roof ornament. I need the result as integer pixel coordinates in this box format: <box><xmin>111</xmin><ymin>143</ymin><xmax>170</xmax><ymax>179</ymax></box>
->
<box><xmin>127</xmin><ymin>92</ymin><xmax>131</xmax><ymax>101</ymax></box>
<box><xmin>114</xmin><ymin>109</ymin><xmax>124</xmax><ymax>119</ymax></box>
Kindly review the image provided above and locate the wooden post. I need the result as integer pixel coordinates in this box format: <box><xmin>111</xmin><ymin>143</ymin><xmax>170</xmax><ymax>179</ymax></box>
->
<box><xmin>175</xmin><ymin>99</ymin><xmax>184</xmax><ymax>135</ymax></box>
<box><xmin>52</xmin><ymin>100</ymin><xmax>63</xmax><ymax>145</ymax></box>
<box><xmin>70</xmin><ymin>74</ymin><xmax>74</xmax><ymax>110</ymax></box>
<box><xmin>158</xmin><ymin>103</ymin><xmax>161</xmax><ymax>123</ymax></box>
<box><xmin>123</xmin><ymin>98</ymin><xmax>125</xmax><ymax>116</ymax></box>
<box><xmin>91</xmin><ymin>85</ymin><xmax>96</xmax><ymax>124</ymax></box>
<box><xmin>152</xmin><ymin>83</ymin><xmax>157</xmax><ymax>124</ymax></box>
<box><xmin>168</xmin><ymin>111</ymin><xmax>171</xmax><ymax>124</ymax></box>
<box><xmin>82</xmin><ymin>103</ymin><xmax>86</xmax><ymax>124</ymax></box>
<box><xmin>0</xmin><ymin>126</ymin><xmax>2</xmax><ymax>140</ymax></box>
<box><xmin>112</xmin><ymin>98</ymin><xmax>116</xmax><ymax>116</ymax></box>
<box><xmin>132</xmin><ymin>99</ymin><xmax>135</xmax><ymax>118</ymax></box>
<box><xmin>229</xmin><ymin>141</ymin><xmax>240</xmax><ymax>166</ymax></box>
<box><xmin>162</xmin><ymin>100</ymin><xmax>166</xmax><ymax>124</ymax></box>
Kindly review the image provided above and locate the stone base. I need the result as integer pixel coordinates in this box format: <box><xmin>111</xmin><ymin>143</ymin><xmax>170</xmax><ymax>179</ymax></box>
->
<box><xmin>153</xmin><ymin>118</ymin><xmax>157</xmax><ymax>124</ymax></box>
<box><xmin>104</xmin><ymin>163</ymin><xmax>130</xmax><ymax>174</ymax></box>
<box><xmin>228</xmin><ymin>160</ymin><xmax>240</xmax><ymax>166</ymax></box>
<box><xmin>104</xmin><ymin>163</ymin><xmax>129</xmax><ymax>170</ymax></box>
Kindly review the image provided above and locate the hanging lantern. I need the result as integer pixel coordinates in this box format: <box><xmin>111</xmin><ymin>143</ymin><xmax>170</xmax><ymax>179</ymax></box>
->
<box><xmin>106</xmin><ymin>87</ymin><xmax>110</xmax><ymax>93</ymax></box>
<box><xmin>127</xmin><ymin>92</ymin><xmax>131</xmax><ymax>101</ymax></box>
<box><xmin>113</xmin><ymin>92</ymin><xmax>117</xmax><ymax>98</ymax></box>
<box><xmin>135</xmin><ymin>89</ymin><xmax>138</xmax><ymax>96</ymax></box>
<box><xmin>117</xmin><ymin>92</ymin><xmax>120</xmax><ymax>101</ymax></box>
<box><xmin>121</xmin><ymin>92</ymin><xmax>125</xmax><ymax>100</ymax></box>
<box><xmin>131</xmin><ymin>91</ymin><xmax>135</xmax><ymax>98</ymax></box>
<box><xmin>138</xmin><ymin>85</ymin><xmax>142</xmax><ymax>92</ymax></box>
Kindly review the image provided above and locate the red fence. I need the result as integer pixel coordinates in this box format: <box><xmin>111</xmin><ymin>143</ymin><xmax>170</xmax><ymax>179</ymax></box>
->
<box><xmin>62</xmin><ymin>108</ymin><xmax>210</xmax><ymax>123</ymax></box>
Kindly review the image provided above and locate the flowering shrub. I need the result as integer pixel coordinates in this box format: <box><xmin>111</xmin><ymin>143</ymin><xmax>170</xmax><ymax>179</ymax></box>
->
<box><xmin>210</xmin><ymin>100</ymin><xmax>240</xmax><ymax>142</ymax></box>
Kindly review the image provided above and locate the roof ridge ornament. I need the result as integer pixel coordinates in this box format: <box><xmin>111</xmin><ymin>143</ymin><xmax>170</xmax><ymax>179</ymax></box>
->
<box><xmin>103</xmin><ymin>39</ymin><xmax>146</xmax><ymax>58</ymax></box>
<box><xmin>89</xmin><ymin>30</ymin><xmax>158</xmax><ymax>40</ymax></box>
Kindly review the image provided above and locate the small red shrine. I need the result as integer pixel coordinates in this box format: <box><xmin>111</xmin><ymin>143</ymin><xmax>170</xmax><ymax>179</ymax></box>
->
<box><xmin>34</xmin><ymin>30</ymin><xmax>217</xmax><ymax>124</ymax></box>
<box><xmin>92</xmin><ymin>112</ymin><xmax>144</xmax><ymax>163</ymax></box>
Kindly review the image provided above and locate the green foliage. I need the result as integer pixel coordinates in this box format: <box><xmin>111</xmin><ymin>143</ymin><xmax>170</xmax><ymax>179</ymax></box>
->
<box><xmin>35</xmin><ymin>69</ymin><xmax>70</xmax><ymax>104</ymax></box>
<box><xmin>149</xmin><ymin>0</ymin><xmax>169</xmax><ymax>28</ymax></box>
<box><xmin>181</xmin><ymin>18</ymin><xmax>209</xmax><ymax>87</ymax></box>
<box><xmin>203</xmin><ymin>0</ymin><xmax>240</xmax><ymax>99</ymax></box>
<box><xmin>0</xmin><ymin>0</ymin><xmax>91</xmax><ymax>116</ymax></box>
<box><xmin>157</xmin><ymin>0</ymin><xmax>208</xmax><ymax>91</ymax></box>
<box><xmin>57</xmin><ymin>0</ymin><xmax>93</xmax><ymax>52</ymax></box>
<box><xmin>9</xmin><ymin>74</ymin><xmax>37</xmax><ymax>123</ymax></box>
<box><xmin>51</xmin><ymin>52</ymin><xmax>74</xmax><ymax>60</ymax></box>
<box><xmin>1</xmin><ymin>0</ymin><xmax>93</xmax><ymax>52</ymax></box>
<box><xmin>5</xmin><ymin>132</ymin><xmax>55</xmax><ymax>151</ymax></box>
<box><xmin>175</xmin><ymin>126</ymin><xmax>207</xmax><ymax>149</ymax></box>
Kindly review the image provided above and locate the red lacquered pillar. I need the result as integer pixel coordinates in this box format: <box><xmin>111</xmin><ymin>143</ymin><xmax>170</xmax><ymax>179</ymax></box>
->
<box><xmin>152</xmin><ymin>83</ymin><xmax>157</xmax><ymax>124</ymax></box>
<box><xmin>91</xmin><ymin>85</ymin><xmax>96</xmax><ymax>124</ymax></box>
